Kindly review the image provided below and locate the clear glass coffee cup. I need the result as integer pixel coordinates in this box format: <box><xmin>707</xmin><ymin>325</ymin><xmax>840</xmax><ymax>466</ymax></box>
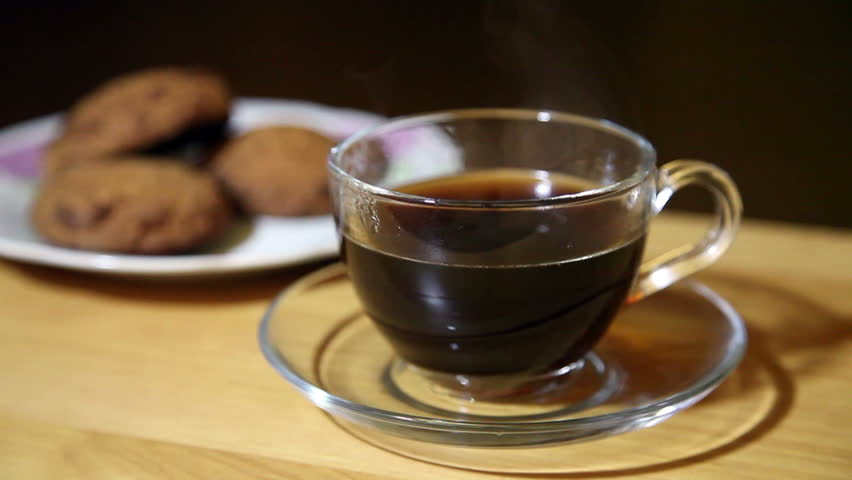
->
<box><xmin>329</xmin><ymin>109</ymin><xmax>741</xmax><ymax>405</ymax></box>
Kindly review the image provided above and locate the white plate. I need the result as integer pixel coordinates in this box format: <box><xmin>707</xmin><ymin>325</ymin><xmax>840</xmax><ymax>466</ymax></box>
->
<box><xmin>0</xmin><ymin>98</ymin><xmax>388</xmax><ymax>277</ymax></box>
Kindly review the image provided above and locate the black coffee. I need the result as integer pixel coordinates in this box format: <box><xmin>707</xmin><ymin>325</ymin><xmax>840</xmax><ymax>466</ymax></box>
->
<box><xmin>342</xmin><ymin>169</ymin><xmax>645</xmax><ymax>374</ymax></box>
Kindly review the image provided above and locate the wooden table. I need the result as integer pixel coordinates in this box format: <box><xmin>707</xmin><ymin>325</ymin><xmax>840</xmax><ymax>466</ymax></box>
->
<box><xmin>1</xmin><ymin>212</ymin><xmax>850</xmax><ymax>479</ymax></box>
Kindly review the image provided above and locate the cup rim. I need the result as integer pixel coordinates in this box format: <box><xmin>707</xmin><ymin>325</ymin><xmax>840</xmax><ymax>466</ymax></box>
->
<box><xmin>329</xmin><ymin>108</ymin><xmax>657</xmax><ymax>209</ymax></box>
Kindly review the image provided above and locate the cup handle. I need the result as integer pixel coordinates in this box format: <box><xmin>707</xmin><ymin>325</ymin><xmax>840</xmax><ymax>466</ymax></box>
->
<box><xmin>629</xmin><ymin>160</ymin><xmax>743</xmax><ymax>303</ymax></box>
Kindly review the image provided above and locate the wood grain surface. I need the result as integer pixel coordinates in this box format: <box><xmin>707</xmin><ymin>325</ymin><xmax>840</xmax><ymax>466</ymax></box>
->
<box><xmin>0</xmin><ymin>212</ymin><xmax>850</xmax><ymax>479</ymax></box>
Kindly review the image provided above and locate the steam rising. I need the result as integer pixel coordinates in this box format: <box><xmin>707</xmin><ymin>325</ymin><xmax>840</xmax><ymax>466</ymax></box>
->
<box><xmin>482</xmin><ymin>1</ymin><xmax>629</xmax><ymax>122</ymax></box>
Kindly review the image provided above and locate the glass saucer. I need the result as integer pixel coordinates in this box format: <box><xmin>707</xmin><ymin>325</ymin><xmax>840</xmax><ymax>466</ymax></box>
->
<box><xmin>258</xmin><ymin>263</ymin><xmax>746</xmax><ymax>451</ymax></box>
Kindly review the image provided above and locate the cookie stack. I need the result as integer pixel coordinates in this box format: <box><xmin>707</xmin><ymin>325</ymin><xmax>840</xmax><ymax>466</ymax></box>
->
<box><xmin>31</xmin><ymin>68</ymin><xmax>339</xmax><ymax>254</ymax></box>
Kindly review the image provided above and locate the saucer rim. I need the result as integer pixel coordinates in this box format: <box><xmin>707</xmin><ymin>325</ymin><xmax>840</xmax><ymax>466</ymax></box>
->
<box><xmin>258</xmin><ymin>263</ymin><xmax>748</xmax><ymax>434</ymax></box>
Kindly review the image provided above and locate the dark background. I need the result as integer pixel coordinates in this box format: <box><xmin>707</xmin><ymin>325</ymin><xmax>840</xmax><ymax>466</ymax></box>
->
<box><xmin>1</xmin><ymin>1</ymin><xmax>850</xmax><ymax>227</ymax></box>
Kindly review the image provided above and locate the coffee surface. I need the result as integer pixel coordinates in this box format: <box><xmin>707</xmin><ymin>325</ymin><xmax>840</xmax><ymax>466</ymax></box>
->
<box><xmin>395</xmin><ymin>168</ymin><xmax>597</xmax><ymax>201</ymax></box>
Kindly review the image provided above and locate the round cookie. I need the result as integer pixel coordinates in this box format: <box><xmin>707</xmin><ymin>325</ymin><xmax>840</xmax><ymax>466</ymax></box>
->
<box><xmin>212</xmin><ymin>126</ymin><xmax>336</xmax><ymax>216</ymax></box>
<box><xmin>42</xmin><ymin>68</ymin><xmax>231</xmax><ymax>174</ymax></box>
<box><xmin>31</xmin><ymin>158</ymin><xmax>232</xmax><ymax>254</ymax></box>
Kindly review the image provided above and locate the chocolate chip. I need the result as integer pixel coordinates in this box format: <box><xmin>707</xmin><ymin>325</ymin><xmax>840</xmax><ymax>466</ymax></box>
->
<box><xmin>55</xmin><ymin>203</ymin><xmax>112</xmax><ymax>228</ymax></box>
<box><xmin>148</xmin><ymin>85</ymin><xmax>168</xmax><ymax>101</ymax></box>
<box><xmin>56</xmin><ymin>205</ymin><xmax>80</xmax><ymax>228</ymax></box>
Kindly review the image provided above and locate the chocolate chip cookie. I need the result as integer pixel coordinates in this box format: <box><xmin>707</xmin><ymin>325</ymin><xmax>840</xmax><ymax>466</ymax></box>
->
<box><xmin>31</xmin><ymin>158</ymin><xmax>232</xmax><ymax>254</ymax></box>
<box><xmin>42</xmin><ymin>68</ymin><xmax>231</xmax><ymax>173</ymax></box>
<box><xmin>211</xmin><ymin>126</ymin><xmax>336</xmax><ymax>216</ymax></box>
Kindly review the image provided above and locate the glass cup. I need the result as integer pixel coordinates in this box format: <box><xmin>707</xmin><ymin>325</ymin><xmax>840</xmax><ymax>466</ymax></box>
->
<box><xmin>329</xmin><ymin>109</ymin><xmax>741</xmax><ymax>409</ymax></box>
